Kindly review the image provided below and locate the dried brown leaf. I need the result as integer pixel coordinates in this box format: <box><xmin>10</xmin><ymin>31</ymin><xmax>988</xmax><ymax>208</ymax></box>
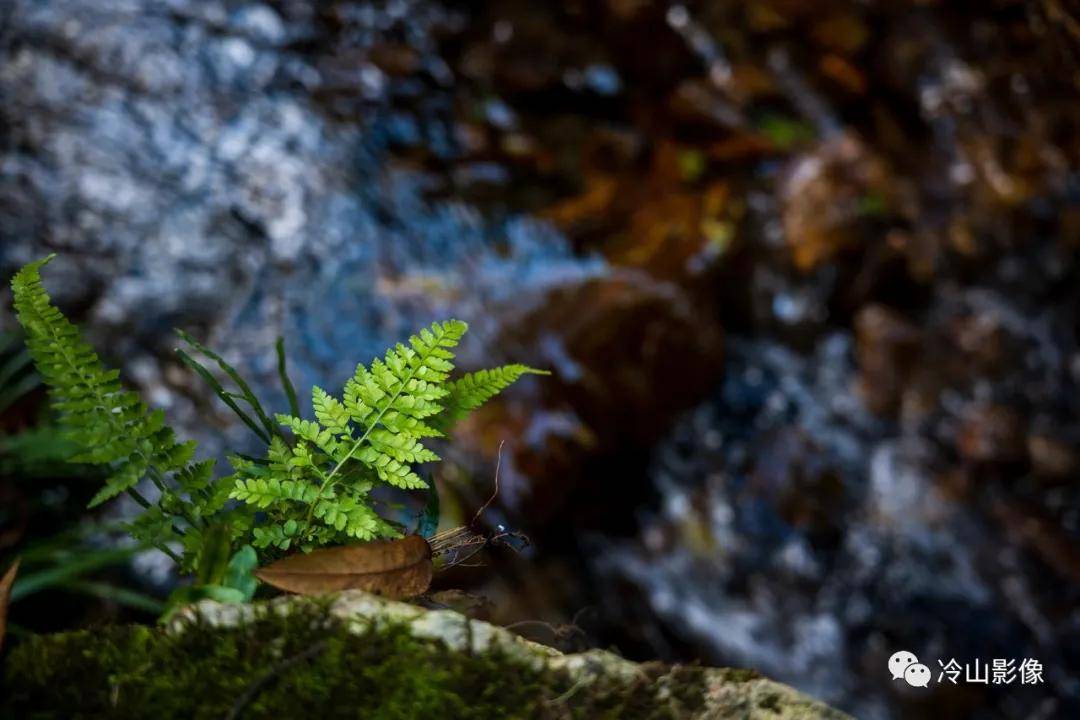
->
<box><xmin>0</xmin><ymin>557</ymin><xmax>19</xmax><ymax>653</ymax></box>
<box><xmin>255</xmin><ymin>536</ymin><xmax>432</xmax><ymax>598</ymax></box>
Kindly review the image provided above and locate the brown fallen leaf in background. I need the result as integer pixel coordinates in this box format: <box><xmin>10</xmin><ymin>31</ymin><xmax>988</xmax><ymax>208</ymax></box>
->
<box><xmin>0</xmin><ymin>558</ymin><xmax>20</xmax><ymax>653</ymax></box>
<box><xmin>255</xmin><ymin>536</ymin><xmax>432</xmax><ymax>599</ymax></box>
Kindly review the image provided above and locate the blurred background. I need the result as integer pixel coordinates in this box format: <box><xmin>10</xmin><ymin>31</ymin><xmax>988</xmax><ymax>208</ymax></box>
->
<box><xmin>0</xmin><ymin>1</ymin><xmax>1077</xmax><ymax>718</ymax></box>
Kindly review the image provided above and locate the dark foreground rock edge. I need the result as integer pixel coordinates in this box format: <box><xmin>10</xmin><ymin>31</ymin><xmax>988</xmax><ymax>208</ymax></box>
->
<box><xmin>3</xmin><ymin>590</ymin><xmax>849</xmax><ymax>719</ymax></box>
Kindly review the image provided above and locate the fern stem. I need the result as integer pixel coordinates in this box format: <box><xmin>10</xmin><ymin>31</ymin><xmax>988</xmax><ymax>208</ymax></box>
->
<box><xmin>127</xmin><ymin>488</ymin><xmax>152</xmax><ymax>509</ymax></box>
<box><xmin>128</xmin><ymin>488</ymin><xmax>187</xmax><ymax>552</ymax></box>
<box><xmin>276</xmin><ymin>337</ymin><xmax>301</xmax><ymax>418</ymax></box>
<box><xmin>125</xmin><ymin>489</ymin><xmax>184</xmax><ymax>564</ymax></box>
<box><xmin>157</xmin><ymin>545</ymin><xmax>183</xmax><ymax>565</ymax></box>
<box><xmin>148</xmin><ymin>465</ymin><xmax>205</xmax><ymax>531</ymax></box>
<box><xmin>147</xmin><ymin>467</ymin><xmax>169</xmax><ymax>495</ymax></box>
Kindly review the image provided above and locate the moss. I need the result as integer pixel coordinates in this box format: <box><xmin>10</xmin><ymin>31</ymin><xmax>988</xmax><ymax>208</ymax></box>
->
<box><xmin>758</xmin><ymin>691</ymin><xmax>782</xmax><ymax>711</ymax></box>
<box><xmin>662</xmin><ymin>666</ymin><xmax>710</xmax><ymax>713</ymax></box>
<box><xmin>716</xmin><ymin>667</ymin><xmax>763</xmax><ymax>683</ymax></box>
<box><xmin>2</xmin><ymin>602</ymin><xmax>707</xmax><ymax>720</ymax></box>
<box><xmin>557</xmin><ymin>664</ymin><xmax>706</xmax><ymax>720</ymax></box>
<box><xmin>2</xmin><ymin>592</ymin><xmax>847</xmax><ymax>719</ymax></box>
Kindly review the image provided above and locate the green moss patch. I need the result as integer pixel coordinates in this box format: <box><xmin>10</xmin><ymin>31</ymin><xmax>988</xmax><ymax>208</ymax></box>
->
<box><xmin>2</xmin><ymin>602</ymin><xmax>706</xmax><ymax>719</ymax></box>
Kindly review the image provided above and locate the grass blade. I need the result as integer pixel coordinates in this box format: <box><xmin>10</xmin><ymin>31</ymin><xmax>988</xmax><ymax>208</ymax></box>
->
<box><xmin>175</xmin><ymin>348</ymin><xmax>270</xmax><ymax>445</ymax></box>
<box><xmin>0</xmin><ymin>346</ymin><xmax>34</xmax><ymax>390</ymax></box>
<box><xmin>62</xmin><ymin>580</ymin><xmax>165</xmax><ymax>614</ymax></box>
<box><xmin>276</xmin><ymin>337</ymin><xmax>301</xmax><ymax>418</ymax></box>
<box><xmin>0</xmin><ymin>371</ymin><xmax>41</xmax><ymax>415</ymax></box>
<box><xmin>176</xmin><ymin>330</ymin><xmax>279</xmax><ymax>441</ymax></box>
<box><xmin>9</xmin><ymin>546</ymin><xmax>142</xmax><ymax>602</ymax></box>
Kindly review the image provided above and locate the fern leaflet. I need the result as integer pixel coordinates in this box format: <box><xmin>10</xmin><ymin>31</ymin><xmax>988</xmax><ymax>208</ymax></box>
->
<box><xmin>437</xmin><ymin>364</ymin><xmax>550</xmax><ymax>427</ymax></box>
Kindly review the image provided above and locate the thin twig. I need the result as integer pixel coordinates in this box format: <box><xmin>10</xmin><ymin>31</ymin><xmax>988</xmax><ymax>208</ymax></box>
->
<box><xmin>431</xmin><ymin>443</ymin><xmax>530</xmax><ymax>570</ymax></box>
<box><xmin>470</xmin><ymin>440</ymin><xmax>504</xmax><ymax>528</ymax></box>
<box><xmin>546</xmin><ymin>675</ymin><xmax>591</xmax><ymax>706</ymax></box>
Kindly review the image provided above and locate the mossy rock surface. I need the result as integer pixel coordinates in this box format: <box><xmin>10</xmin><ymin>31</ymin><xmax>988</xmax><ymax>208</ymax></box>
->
<box><xmin>2</xmin><ymin>591</ymin><xmax>849</xmax><ymax>719</ymax></box>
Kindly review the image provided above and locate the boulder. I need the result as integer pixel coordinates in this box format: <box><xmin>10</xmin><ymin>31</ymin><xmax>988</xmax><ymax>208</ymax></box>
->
<box><xmin>4</xmin><ymin>590</ymin><xmax>847</xmax><ymax>719</ymax></box>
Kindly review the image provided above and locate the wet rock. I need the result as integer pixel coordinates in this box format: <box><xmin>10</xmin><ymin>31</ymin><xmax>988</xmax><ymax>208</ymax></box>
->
<box><xmin>952</xmin><ymin>309</ymin><xmax>1010</xmax><ymax>374</ymax></box>
<box><xmin>3</xmin><ymin>3</ymin><xmax>1080</xmax><ymax>720</ymax></box>
<box><xmin>853</xmin><ymin>304</ymin><xmax>924</xmax><ymax>418</ymax></box>
<box><xmin>0</xmin><ymin>0</ymin><xmax>604</xmax><ymax>456</ymax></box>
<box><xmin>956</xmin><ymin>404</ymin><xmax>1026</xmax><ymax>465</ymax></box>
<box><xmin>991</xmin><ymin>502</ymin><xmax>1080</xmax><ymax>586</ymax></box>
<box><xmin>668</xmin><ymin>79</ymin><xmax>745</xmax><ymax>131</ymax></box>
<box><xmin>780</xmin><ymin>133</ymin><xmax>891</xmax><ymax>272</ymax></box>
<box><xmin>1025</xmin><ymin>432</ymin><xmax>1078</xmax><ymax>479</ymax></box>
<box><xmin>3</xmin><ymin>590</ymin><xmax>851</xmax><ymax>718</ymax></box>
<box><xmin>453</xmin><ymin>270</ymin><xmax>724</xmax><ymax>525</ymax></box>
<box><xmin>593</xmin><ymin>337</ymin><xmax>1079</xmax><ymax>718</ymax></box>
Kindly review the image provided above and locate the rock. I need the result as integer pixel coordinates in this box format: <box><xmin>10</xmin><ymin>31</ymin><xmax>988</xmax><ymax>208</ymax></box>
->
<box><xmin>1026</xmin><ymin>432</ymin><xmax>1078</xmax><ymax>479</ymax></box>
<box><xmin>3</xmin><ymin>590</ymin><xmax>848</xmax><ymax>719</ymax></box>
<box><xmin>592</xmin><ymin>337</ymin><xmax>1078</xmax><ymax>718</ymax></box>
<box><xmin>4</xmin><ymin>3</ymin><xmax>1080</xmax><ymax>720</ymax></box>
<box><xmin>956</xmin><ymin>404</ymin><xmax>1026</xmax><ymax>465</ymax></box>
<box><xmin>853</xmin><ymin>304</ymin><xmax>923</xmax><ymax>417</ymax></box>
<box><xmin>0</xmin><ymin>0</ymin><xmax>608</xmax><ymax>464</ymax></box>
<box><xmin>453</xmin><ymin>270</ymin><xmax>724</xmax><ymax>525</ymax></box>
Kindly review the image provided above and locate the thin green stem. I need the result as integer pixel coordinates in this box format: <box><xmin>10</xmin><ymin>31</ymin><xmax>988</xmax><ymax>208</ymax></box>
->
<box><xmin>156</xmin><ymin>544</ymin><xmax>182</xmax><ymax>565</ymax></box>
<box><xmin>9</xmin><ymin>546</ymin><xmax>141</xmax><ymax>602</ymax></box>
<box><xmin>148</xmin><ymin>465</ymin><xmax>205</xmax><ymax>531</ymax></box>
<box><xmin>127</xmin><ymin>488</ymin><xmax>153</xmax><ymax>509</ymax></box>
<box><xmin>63</xmin><ymin>580</ymin><xmax>165</xmax><ymax>614</ymax></box>
<box><xmin>147</xmin><ymin>466</ymin><xmax>169</xmax><ymax>494</ymax></box>
<box><xmin>126</xmin><ymin>488</ymin><xmax>184</xmax><ymax>564</ymax></box>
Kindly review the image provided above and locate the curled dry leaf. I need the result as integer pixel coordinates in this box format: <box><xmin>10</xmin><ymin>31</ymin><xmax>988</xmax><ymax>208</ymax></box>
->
<box><xmin>255</xmin><ymin>536</ymin><xmax>432</xmax><ymax>599</ymax></box>
<box><xmin>0</xmin><ymin>558</ymin><xmax>19</xmax><ymax>653</ymax></box>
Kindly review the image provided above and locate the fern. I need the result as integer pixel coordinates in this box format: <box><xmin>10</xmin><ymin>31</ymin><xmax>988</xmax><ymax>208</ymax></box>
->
<box><xmin>438</xmin><ymin>364</ymin><xmax>549</xmax><ymax>427</ymax></box>
<box><xmin>10</xmin><ymin>256</ymin><xmax>248</xmax><ymax>572</ymax></box>
<box><xmin>12</xmin><ymin>258</ymin><xmax>180</xmax><ymax>509</ymax></box>
<box><xmin>10</xmin><ymin>255</ymin><xmax>544</xmax><ymax>584</ymax></box>
<box><xmin>229</xmin><ymin>320</ymin><xmax>543</xmax><ymax>552</ymax></box>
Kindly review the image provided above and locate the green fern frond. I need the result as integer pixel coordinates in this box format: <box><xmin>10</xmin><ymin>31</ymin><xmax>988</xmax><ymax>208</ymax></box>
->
<box><xmin>11</xmin><ymin>256</ymin><xmax>195</xmax><ymax>510</ymax></box>
<box><xmin>173</xmin><ymin>459</ymin><xmax>216</xmax><ymax>495</ymax></box>
<box><xmin>438</xmin><ymin>364</ymin><xmax>549</xmax><ymax>427</ymax></box>
<box><xmin>9</xmin><ymin>256</ymin><xmax>264</xmax><ymax>579</ymax></box>
<box><xmin>229</xmin><ymin>320</ymin><xmax>479</xmax><ymax>547</ymax></box>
